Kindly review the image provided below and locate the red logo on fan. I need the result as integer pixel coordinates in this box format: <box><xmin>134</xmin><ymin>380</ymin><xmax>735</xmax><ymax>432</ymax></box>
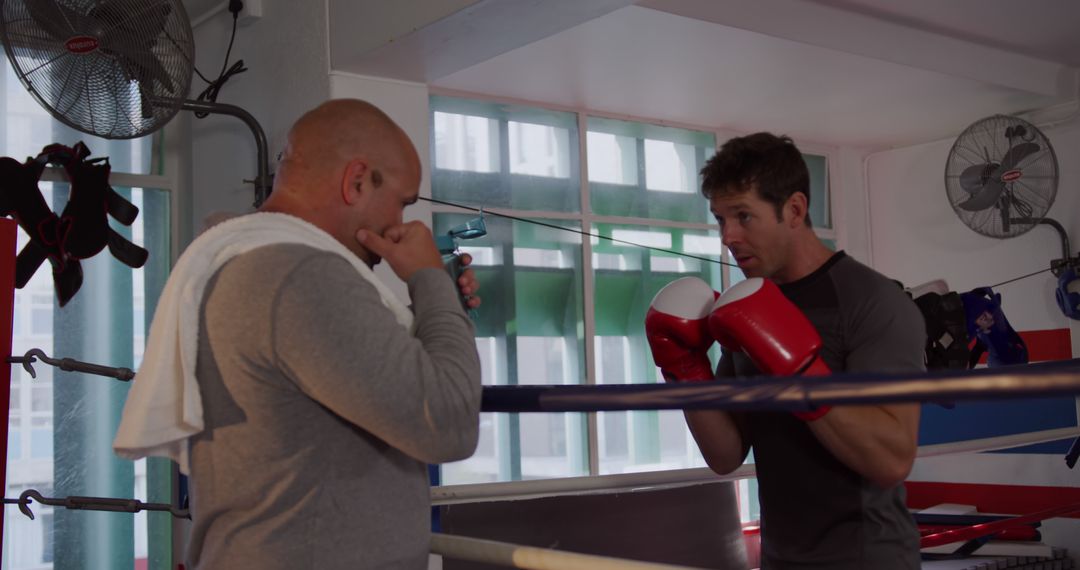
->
<box><xmin>1001</xmin><ymin>169</ymin><xmax>1023</xmax><ymax>182</ymax></box>
<box><xmin>65</xmin><ymin>36</ymin><xmax>99</xmax><ymax>54</ymax></box>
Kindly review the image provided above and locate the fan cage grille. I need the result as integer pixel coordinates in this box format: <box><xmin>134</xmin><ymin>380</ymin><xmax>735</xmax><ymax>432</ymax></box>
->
<box><xmin>944</xmin><ymin>114</ymin><xmax>1058</xmax><ymax>239</ymax></box>
<box><xmin>1</xmin><ymin>0</ymin><xmax>194</xmax><ymax>140</ymax></box>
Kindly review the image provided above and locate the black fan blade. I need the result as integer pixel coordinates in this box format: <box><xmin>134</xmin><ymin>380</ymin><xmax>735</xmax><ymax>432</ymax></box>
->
<box><xmin>957</xmin><ymin>179</ymin><xmax>1005</xmax><ymax>211</ymax></box>
<box><xmin>998</xmin><ymin>142</ymin><xmax>1040</xmax><ymax>171</ymax></box>
<box><xmin>25</xmin><ymin>1</ymin><xmax>82</xmax><ymax>42</ymax></box>
<box><xmin>90</xmin><ymin>0</ymin><xmax>171</xmax><ymax>36</ymax></box>
<box><xmin>958</xmin><ymin>163</ymin><xmax>996</xmax><ymax>195</ymax></box>
<box><xmin>96</xmin><ymin>2</ymin><xmax>177</xmax><ymax>94</ymax></box>
<box><xmin>125</xmin><ymin>46</ymin><xmax>177</xmax><ymax>93</ymax></box>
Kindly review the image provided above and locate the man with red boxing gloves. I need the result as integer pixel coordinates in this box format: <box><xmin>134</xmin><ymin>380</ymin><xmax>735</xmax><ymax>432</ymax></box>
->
<box><xmin>646</xmin><ymin>133</ymin><xmax>924</xmax><ymax>569</ymax></box>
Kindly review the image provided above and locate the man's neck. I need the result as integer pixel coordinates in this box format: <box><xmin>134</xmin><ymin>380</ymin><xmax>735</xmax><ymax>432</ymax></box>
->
<box><xmin>770</xmin><ymin>232</ymin><xmax>835</xmax><ymax>285</ymax></box>
<box><xmin>259</xmin><ymin>190</ymin><xmax>371</xmax><ymax>263</ymax></box>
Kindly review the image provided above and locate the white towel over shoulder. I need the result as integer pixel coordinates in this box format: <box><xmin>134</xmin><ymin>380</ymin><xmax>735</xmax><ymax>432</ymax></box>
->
<box><xmin>113</xmin><ymin>212</ymin><xmax>414</xmax><ymax>474</ymax></box>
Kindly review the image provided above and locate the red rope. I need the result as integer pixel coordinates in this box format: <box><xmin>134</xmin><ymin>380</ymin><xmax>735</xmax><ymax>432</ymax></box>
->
<box><xmin>920</xmin><ymin>501</ymin><xmax>1080</xmax><ymax>548</ymax></box>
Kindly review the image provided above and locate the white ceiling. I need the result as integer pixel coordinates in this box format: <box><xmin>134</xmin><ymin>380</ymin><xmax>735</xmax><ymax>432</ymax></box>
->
<box><xmin>803</xmin><ymin>0</ymin><xmax>1080</xmax><ymax>68</ymax></box>
<box><xmin>432</xmin><ymin>5</ymin><xmax>1068</xmax><ymax>149</ymax></box>
<box><xmin>182</xmin><ymin>0</ymin><xmax>1080</xmax><ymax>149</ymax></box>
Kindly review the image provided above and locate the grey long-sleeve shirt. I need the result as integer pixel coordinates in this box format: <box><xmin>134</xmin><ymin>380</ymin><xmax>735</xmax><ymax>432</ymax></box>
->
<box><xmin>187</xmin><ymin>243</ymin><xmax>482</xmax><ymax>569</ymax></box>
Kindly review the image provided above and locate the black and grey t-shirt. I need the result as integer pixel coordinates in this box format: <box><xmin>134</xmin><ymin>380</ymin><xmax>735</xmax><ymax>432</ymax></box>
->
<box><xmin>719</xmin><ymin>251</ymin><xmax>925</xmax><ymax>570</ymax></box>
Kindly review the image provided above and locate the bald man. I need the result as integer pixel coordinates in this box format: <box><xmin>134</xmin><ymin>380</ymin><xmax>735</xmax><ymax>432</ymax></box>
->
<box><xmin>185</xmin><ymin>100</ymin><xmax>483</xmax><ymax>569</ymax></box>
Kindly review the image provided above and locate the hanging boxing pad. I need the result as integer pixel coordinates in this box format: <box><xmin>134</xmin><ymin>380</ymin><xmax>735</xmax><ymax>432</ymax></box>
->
<box><xmin>960</xmin><ymin>287</ymin><xmax>1029</xmax><ymax>367</ymax></box>
<box><xmin>914</xmin><ymin>291</ymin><xmax>970</xmax><ymax>371</ymax></box>
<box><xmin>0</xmin><ymin>154</ymin><xmax>80</xmax><ymax>302</ymax></box>
<box><xmin>1055</xmin><ymin>268</ymin><xmax>1080</xmax><ymax>320</ymax></box>
<box><xmin>47</xmin><ymin>142</ymin><xmax>148</xmax><ymax>268</ymax></box>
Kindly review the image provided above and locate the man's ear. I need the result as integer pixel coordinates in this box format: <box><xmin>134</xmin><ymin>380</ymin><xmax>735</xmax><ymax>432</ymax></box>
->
<box><xmin>341</xmin><ymin>158</ymin><xmax>369</xmax><ymax>205</ymax></box>
<box><xmin>786</xmin><ymin>192</ymin><xmax>808</xmax><ymax>228</ymax></box>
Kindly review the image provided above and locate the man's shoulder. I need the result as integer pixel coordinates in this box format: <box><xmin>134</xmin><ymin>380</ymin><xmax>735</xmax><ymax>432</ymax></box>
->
<box><xmin>827</xmin><ymin>255</ymin><xmax>924</xmax><ymax>340</ymax></box>
<box><xmin>235</xmin><ymin>242</ymin><xmax>345</xmax><ymax>265</ymax></box>
<box><xmin>210</xmin><ymin>244</ymin><xmax>364</xmax><ymax>304</ymax></box>
<box><xmin>824</xmin><ymin>254</ymin><xmax>923</xmax><ymax>336</ymax></box>
<box><xmin>828</xmin><ymin>254</ymin><xmax>908</xmax><ymax>303</ymax></box>
<box><xmin>221</xmin><ymin>244</ymin><xmax>353</xmax><ymax>280</ymax></box>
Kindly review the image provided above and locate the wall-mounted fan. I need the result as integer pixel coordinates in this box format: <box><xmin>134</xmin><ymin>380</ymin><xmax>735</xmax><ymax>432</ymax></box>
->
<box><xmin>945</xmin><ymin>114</ymin><xmax>1080</xmax><ymax>323</ymax></box>
<box><xmin>0</xmin><ymin>0</ymin><xmax>272</xmax><ymax>205</ymax></box>
<box><xmin>944</xmin><ymin>114</ymin><xmax>1058</xmax><ymax>239</ymax></box>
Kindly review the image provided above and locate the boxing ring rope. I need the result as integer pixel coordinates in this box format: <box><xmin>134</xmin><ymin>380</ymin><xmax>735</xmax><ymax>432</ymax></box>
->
<box><xmin>480</xmin><ymin>359</ymin><xmax>1080</xmax><ymax>413</ymax></box>
<box><xmin>430</xmin><ymin>533</ymin><xmax>706</xmax><ymax>570</ymax></box>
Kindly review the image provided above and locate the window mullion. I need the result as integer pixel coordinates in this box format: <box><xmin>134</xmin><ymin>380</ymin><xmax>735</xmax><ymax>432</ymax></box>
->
<box><xmin>714</xmin><ymin>129</ymin><xmax>732</xmax><ymax>289</ymax></box>
<box><xmin>496</xmin><ymin>118</ymin><xmax>523</xmax><ymax>482</ymax></box>
<box><xmin>579</xmin><ymin>112</ymin><xmax>599</xmax><ymax>477</ymax></box>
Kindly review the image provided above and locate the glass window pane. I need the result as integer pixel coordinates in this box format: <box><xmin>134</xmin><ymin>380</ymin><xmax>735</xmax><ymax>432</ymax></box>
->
<box><xmin>8</xmin><ymin>429</ymin><xmax>21</xmax><ymax>461</ymax></box>
<box><xmin>30</xmin><ymin>429</ymin><xmax>52</xmax><ymax>459</ymax></box>
<box><xmin>588</xmin><ymin>116</ymin><xmax>715</xmax><ymax>223</ymax></box>
<box><xmin>431</xmin><ymin>95</ymin><xmax>581</xmax><ymax>212</ymax></box>
<box><xmin>30</xmin><ymin>308</ymin><xmax>52</xmax><ymax>336</ymax></box>
<box><xmin>644</xmin><ymin>139</ymin><xmax>698</xmax><ymax>193</ymax></box>
<box><xmin>443</xmin><ymin>337</ymin><xmax>499</xmax><ymax>483</ymax></box>
<box><xmin>803</xmin><ymin>153</ymin><xmax>831</xmax><ymax>229</ymax></box>
<box><xmin>509</xmin><ymin>121</ymin><xmax>570</xmax><ymax>178</ymax></box>
<box><xmin>433</xmin><ymin>111</ymin><xmax>499</xmax><ymax>173</ymax></box>
<box><xmin>587</xmin><ymin>131</ymin><xmax>637</xmax><ymax>186</ymax></box>
<box><xmin>30</xmin><ymin>385</ymin><xmax>51</xmax><ymax>412</ymax></box>
<box><xmin>727</xmin><ymin>248</ymin><xmax>746</xmax><ymax>288</ymax></box>
<box><xmin>41</xmin><ymin>512</ymin><xmax>55</xmax><ymax>563</ymax></box>
<box><xmin>4</xmin><ymin>186</ymin><xmax>170</xmax><ymax>569</ymax></box>
<box><xmin>435</xmin><ymin>213</ymin><xmax>587</xmax><ymax>483</ymax></box>
<box><xmin>592</xmin><ymin>223</ymin><xmax>721</xmax><ymax>474</ymax></box>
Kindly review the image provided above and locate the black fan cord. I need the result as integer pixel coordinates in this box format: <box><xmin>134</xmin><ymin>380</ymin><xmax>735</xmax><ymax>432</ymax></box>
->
<box><xmin>192</xmin><ymin>5</ymin><xmax>248</xmax><ymax>118</ymax></box>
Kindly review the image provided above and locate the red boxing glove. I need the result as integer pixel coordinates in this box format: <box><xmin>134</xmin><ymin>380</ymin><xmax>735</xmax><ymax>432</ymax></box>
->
<box><xmin>708</xmin><ymin>278</ymin><xmax>831</xmax><ymax>421</ymax></box>
<box><xmin>645</xmin><ymin>277</ymin><xmax>719</xmax><ymax>383</ymax></box>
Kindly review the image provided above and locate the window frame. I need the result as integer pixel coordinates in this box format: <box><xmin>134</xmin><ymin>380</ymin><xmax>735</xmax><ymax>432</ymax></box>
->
<box><xmin>427</xmin><ymin>89</ymin><xmax>838</xmax><ymax>503</ymax></box>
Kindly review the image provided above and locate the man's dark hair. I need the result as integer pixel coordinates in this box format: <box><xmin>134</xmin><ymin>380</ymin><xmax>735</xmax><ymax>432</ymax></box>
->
<box><xmin>700</xmin><ymin>132</ymin><xmax>811</xmax><ymax>226</ymax></box>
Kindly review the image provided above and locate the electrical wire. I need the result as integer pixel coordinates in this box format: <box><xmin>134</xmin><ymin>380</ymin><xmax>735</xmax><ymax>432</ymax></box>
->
<box><xmin>192</xmin><ymin>10</ymin><xmax>248</xmax><ymax>118</ymax></box>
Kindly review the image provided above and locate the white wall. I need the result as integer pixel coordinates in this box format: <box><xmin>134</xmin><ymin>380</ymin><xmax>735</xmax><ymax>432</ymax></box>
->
<box><xmin>866</xmin><ymin>118</ymin><xmax>1080</xmax><ymax>331</ymax></box>
<box><xmin>189</xmin><ymin>1</ymin><xmax>330</xmax><ymax>236</ymax></box>
<box><xmin>832</xmin><ymin>146</ymin><xmax>874</xmax><ymax>265</ymax></box>
<box><xmin>865</xmin><ymin>114</ymin><xmax>1080</xmax><ymax>555</ymax></box>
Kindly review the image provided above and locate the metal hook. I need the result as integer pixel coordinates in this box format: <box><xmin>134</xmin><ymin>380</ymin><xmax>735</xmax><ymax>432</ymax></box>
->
<box><xmin>15</xmin><ymin>489</ymin><xmax>51</xmax><ymax>520</ymax></box>
<box><xmin>9</xmin><ymin>348</ymin><xmax>46</xmax><ymax>378</ymax></box>
<box><xmin>6</xmin><ymin>489</ymin><xmax>190</xmax><ymax>520</ymax></box>
<box><xmin>7</xmin><ymin>348</ymin><xmax>135</xmax><ymax>381</ymax></box>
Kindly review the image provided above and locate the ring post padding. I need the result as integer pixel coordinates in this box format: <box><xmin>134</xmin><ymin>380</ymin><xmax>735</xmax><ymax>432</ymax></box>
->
<box><xmin>0</xmin><ymin>219</ymin><xmax>18</xmax><ymax>554</ymax></box>
<box><xmin>431</xmin><ymin>533</ymin><xmax>707</xmax><ymax>570</ymax></box>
